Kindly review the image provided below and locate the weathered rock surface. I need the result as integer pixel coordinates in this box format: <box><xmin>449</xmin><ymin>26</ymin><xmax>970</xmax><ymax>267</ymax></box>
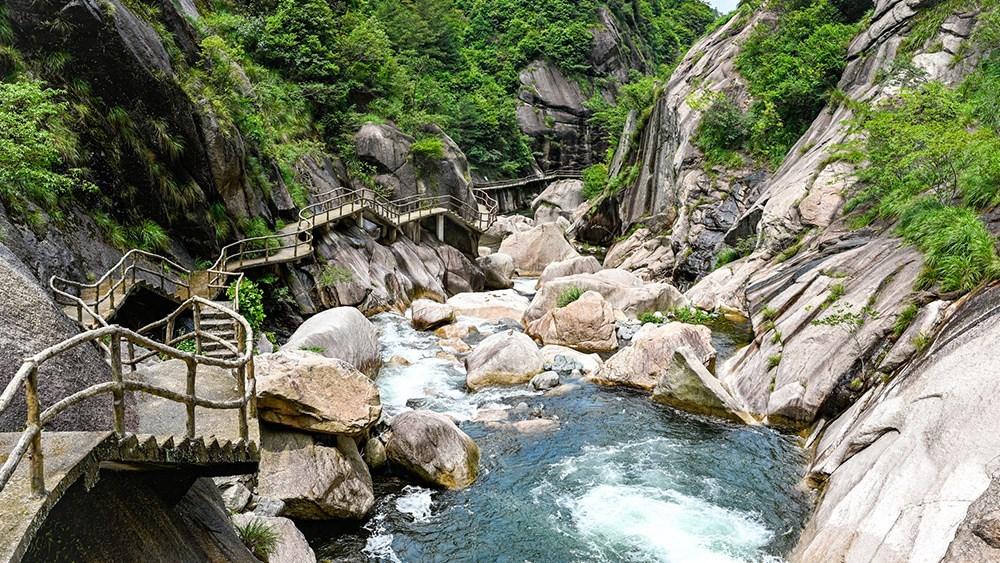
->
<box><xmin>652</xmin><ymin>347</ymin><xmax>756</xmax><ymax>424</ymax></box>
<box><xmin>530</xmin><ymin>371</ymin><xmax>561</xmax><ymax>391</ymax></box>
<box><xmin>793</xmin><ymin>287</ymin><xmax>1000</xmax><ymax>562</ymax></box>
<box><xmin>538</xmin><ymin>255</ymin><xmax>602</xmax><ymax>286</ymax></box>
<box><xmin>283</xmin><ymin>307</ymin><xmax>381</xmax><ymax>376</ymax></box>
<box><xmin>447</xmin><ymin>290</ymin><xmax>530</xmax><ymax>322</ymax></box>
<box><xmin>539</xmin><ymin>346</ymin><xmax>603</xmax><ymax>376</ymax></box>
<box><xmin>465</xmin><ymin>330</ymin><xmax>544</xmax><ymax>390</ymax></box>
<box><xmin>498</xmin><ymin>223</ymin><xmax>580</xmax><ymax>276</ymax></box>
<box><xmin>603</xmin><ymin>226</ymin><xmax>675</xmax><ymax>281</ymax></box>
<box><xmin>386</xmin><ymin>410</ymin><xmax>480</xmax><ymax>489</ymax></box>
<box><xmin>524</xmin><ymin>269</ymin><xmax>687</xmax><ymax>324</ymax></box>
<box><xmin>255</xmin><ymin>351</ymin><xmax>381</xmax><ymax>437</ymax></box>
<box><xmin>232</xmin><ymin>514</ymin><xmax>317</xmax><ymax>563</ymax></box>
<box><xmin>258</xmin><ymin>427</ymin><xmax>374</xmax><ymax>520</ymax></box>
<box><xmin>593</xmin><ymin>322</ymin><xmax>714</xmax><ymax>391</ymax></box>
<box><xmin>410</xmin><ymin>299</ymin><xmax>455</xmax><ymax>331</ymax></box>
<box><xmin>527</xmin><ymin>291</ymin><xmax>618</xmax><ymax>353</ymax></box>
<box><xmin>476</xmin><ymin>253</ymin><xmax>515</xmax><ymax>290</ymax></box>
<box><xmin>532</xmin><ymin>179</ymin><xmax>586</xmax><ymax>224</ymax></box>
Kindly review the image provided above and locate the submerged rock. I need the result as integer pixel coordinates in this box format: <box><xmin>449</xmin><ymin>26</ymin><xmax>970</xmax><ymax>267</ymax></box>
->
<box><xmin>465</xmin><ymin>330</ymin><xmax>544</xmax><ymax>390</ymax></box>
<box><xmin>530</xmin><ymin>371</ymin><xmax>561</xmax><ymax>391</ymax></box>
<box><xmin>593</xmin><ymin>322</ymin><xmax>715</xmax><ymax>391</ymax></box>
<box><xmin>498</xmin><ymin>223</ymin><xmax>580</xmax><ymax>275</ymax></box>
<box><xmin>258</xmin><ymin>427</ymin><xmax>374</xmax><ymax>520</ymax></box>
<box><xmin>283</xmin><ymin>307</ymin><xmax>381</xmax><ymax>376</ymax></box>
<box><xmin>232</xmin><ymin>514</ymin><xmax>317</xmax><ymax>563</ymax></box>
<box><xmin>255</xmin><ymin>351</ymin><xmax>381</xmax><ymax>437</ymax></box>
<box><xmin>410</xmin><ymin>299</ymin><xmax>456</xmax><ymax>331</ymax></box>
<box><xmin>386</xmin><ymin>410</ymin><xmax>480</xmax><ymax>489</ymax></box>
<box><xmin>527</xmin><ymin>290</ymin><xmax>618</xmax><ymax>353</ymax></box>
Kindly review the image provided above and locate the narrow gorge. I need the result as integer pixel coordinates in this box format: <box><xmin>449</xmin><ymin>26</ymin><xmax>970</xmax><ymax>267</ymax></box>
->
<box><xmin>1</xmin><ymin>0</ymin><xmax>999</xmax><ymax>562</ymax></box>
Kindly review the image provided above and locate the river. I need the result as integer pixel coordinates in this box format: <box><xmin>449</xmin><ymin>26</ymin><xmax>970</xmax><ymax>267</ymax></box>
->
<box><xmin>306</xmin><ymin>280</ymin><xmax>813</xmax><ymax>562</ymax></box>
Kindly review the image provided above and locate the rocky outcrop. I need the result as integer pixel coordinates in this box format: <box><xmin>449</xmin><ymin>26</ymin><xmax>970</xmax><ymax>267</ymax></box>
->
<box><xmin>498</xmin><ymin>223</ymin><xmax>580</xmax><ymax>275</ymax></box>
<box><xmin>516</xmin><ymin>60</ymin><xmax>595</xmax><ymax>171</ymax></box>
<box><xmin>524</xmin><ymin>269</ymin><xmax>687</xmax><ymax>324</ymax></box>
<box><xmin>538</xmin><ymin>255</ymin><xmax>602</xmax><ymax>286</ymax></box>
<box><xmin>539</xmin><ymin>345</ymin><xmax>604</xmax><ymax>377</ymax></box>
<box><xmin>651</xmin><ymin>347</ymin><xmax>755</xmax><ymax>424</ymax></box>
<box><xmin>410</xmin><ymin>299</ymin><xmax>455</xmax><ymax>331</ymax></box>
<box><xmin>385</xmin><ymin>410</ymin><xmax>480</xmax><ymax>489</ymax></box>
<box><xmin>258</xmin><ymin>427</ymin><xmax>374</xmax><ymax>520</ymax></box>
<box><xmin>603</xmin><ymin>224</ymin><xmax>675</xmax><ymax>281</ymax></box>
<box><xmin>592</xmin><ymin>322</ymin><xmax>715</xmax><ymax>391</ymax></box>
<box><xmin>282</xmin><ymin>307</ymin><xmax>380</xmax><ymax>376</ymax></box>
<box><xmin>476</xmin><ymin>253</ymin><xmax>515</xmax><ymax>290</ymax></box>
<box><xmin>792</xmin><ymin>287</ymin><xmax>1000</xmax><ymax>562</ymax></box>
<box><xmin>446</xmin><ymin>290</ymin><xmax>530</xmax><ymax>322</ymax></box>
<box><xmin>255</xmin><ymin>351</ymin><xmax>381</xmax><ymax>437</ymax></box>
<box><xmin>527</xmin><ymin>291</ymin><xmax>618</xmax><ymax>353</ymax></box>
<box><xmin>465</xmin><ymin>330</ymin><xmax>544</xmax><ymax>390</ymax></box>
<box><xmin>532</xmin><ymin>180</ymin><xmax>586</xmax><ymax>224</ymax></box>
<box><xmin>232</xmin><ymin>514</ymin><xmax>317</xmax><ymax>563</ymax></box>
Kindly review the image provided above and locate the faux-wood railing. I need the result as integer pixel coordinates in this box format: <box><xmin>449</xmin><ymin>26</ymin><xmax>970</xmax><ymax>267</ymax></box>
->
<box><xmin>0</xmin><ymin>297</ymin><xmax>255</xmax><ymax>497</ymax></box>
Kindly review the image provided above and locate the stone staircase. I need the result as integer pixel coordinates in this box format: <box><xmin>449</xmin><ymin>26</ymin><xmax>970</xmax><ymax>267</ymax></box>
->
<box><xmin>199</xmin><ymin>301</ymin><xmax>240</xmax><ymax>359</ymax></box>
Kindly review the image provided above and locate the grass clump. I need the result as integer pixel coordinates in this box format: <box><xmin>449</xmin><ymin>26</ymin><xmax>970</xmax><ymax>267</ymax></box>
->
<box><xmin>317</xmin><ymin>264</ymin><xmax>354</xmax><ymax>289</ymax></box>
<box><xmin>892</xmin><ymin>303</ymin><xmax>919</xmax><ymax>338</ymax></box>
<box><xmin>767</xmin><ymin>353</ymin><xmax>782</xmax><ymax>370</ymax></box>
<box><xmin>556</xmin><ymin>286</ymin><xmax>584</xmax><ymax>308</ymax></box>
<box><xmin>820</xmin><ymin>282</ymin><xmax>846</xmax><ymax>310</ymax></box>
<box><xmin>715</xmin><ymin>235</ymin><xmax>756</xmax><ymax>268</ymax></box>
<box><xmin>300</xmin><ymin>345</ymin><xmax>326</xmax><ymax>354</ymax></box>
<box><xmin>235</xmin><ymin>518</ymin><xmax>280</xmax><ymax>561</ymax></box>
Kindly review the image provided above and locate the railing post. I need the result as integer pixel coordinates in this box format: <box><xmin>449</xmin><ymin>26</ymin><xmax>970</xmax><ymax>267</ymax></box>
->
<box><xmin>436</xmin><ymin>214</ymin><xmax>444</xmax><ymax>241</ymax></box>
<box><xmin>185</xmin><ymin>359</ymin><xmax>197</xmax><ymax>439</ymax></box>
<box><xmin>25</xmin><ymin>366</ymin><xmax>45</xmax><ymax>497</ymax></box>
<box><xmin>192</xmin><ymin>302</ymin><xmax>203</xmax><ymax>356</ymax></box>
<box><xmin>109</xmin><ymin>331</ymin><xmax>125</xmax><ymax>435</ymax></box>
<box><xmin>128</xmin><ymin>341</ymin><xmax>136</xmax><ymax>373</ymax></box>
<box><xmin>247</xmin><ymin>357</ymin><xmax>257</xmax><ymax>418</ymax></box>
<box><xmin>237</xmin><ymin>322</ymin><xmax>249</xmax><ymax>441</ymax></box>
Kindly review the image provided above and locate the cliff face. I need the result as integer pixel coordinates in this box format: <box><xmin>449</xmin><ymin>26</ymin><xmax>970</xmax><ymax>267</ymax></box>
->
<box><xmin>601</xmin><ymin>0</ymin><xmax>1000</xmax><ymax>559</ymax></box>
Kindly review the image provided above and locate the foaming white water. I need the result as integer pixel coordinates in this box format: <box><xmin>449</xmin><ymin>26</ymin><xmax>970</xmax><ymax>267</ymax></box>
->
<box><xmin>361</xmin><ymin>511</ymin><xmax>401</xmax><ymax>563</ymax></box>
<box><xmin>568</xmin><ymin>484</ymin><xmax>773</xmax><ymax>562</ymax></box>
<box><xmin>395</xmin><ymin>486</ymin><xmax>434</xmax><ymax>522</ymax></box>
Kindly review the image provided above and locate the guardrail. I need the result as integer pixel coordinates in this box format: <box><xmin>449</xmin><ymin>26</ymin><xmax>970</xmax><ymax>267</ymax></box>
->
<box><xmin>0</xmin><ymin>297</ymin><xmax>255</xmax><ymax>497</ymax></box>
<box><xmin>472</xmin><ymin>169</ymin><xmax>584</xmax><ymax>191</ymax></box>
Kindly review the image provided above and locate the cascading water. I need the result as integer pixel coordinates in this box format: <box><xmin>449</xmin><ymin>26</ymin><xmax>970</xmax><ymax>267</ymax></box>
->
<box><xmin>309</xmin><ymin>280</ymin><xmax>813</xmax><ymax>562</ymax></box>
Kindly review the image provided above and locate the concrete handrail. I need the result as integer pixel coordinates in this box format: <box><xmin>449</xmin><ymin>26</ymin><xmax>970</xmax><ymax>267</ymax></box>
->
<box><xmin>0</xmin><ymin>297</ymin><xmax>255</xmax><ymax>497</ymax></box>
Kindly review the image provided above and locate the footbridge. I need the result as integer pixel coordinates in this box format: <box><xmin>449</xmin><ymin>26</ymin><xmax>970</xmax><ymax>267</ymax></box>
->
<box><xmin>0</xmin><ymin>297</ymin><xmax>257</xmax><ymax>562</ymax></box>
<box><xmin>473</xmin><ymin>169</ymin><xmax>583</xmax><ymax>214</ymax></box>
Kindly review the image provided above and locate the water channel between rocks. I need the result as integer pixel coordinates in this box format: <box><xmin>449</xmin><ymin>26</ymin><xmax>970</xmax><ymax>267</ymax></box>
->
<box><xmin>304</xmin><ymin>279</ymin><xmax>813</xmax><ymax>563</ymax></box>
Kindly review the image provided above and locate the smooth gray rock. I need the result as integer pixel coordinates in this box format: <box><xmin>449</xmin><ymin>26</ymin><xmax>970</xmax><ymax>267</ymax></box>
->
<box><xmin>386</xmin><ymin>410</ymin><xmax>480</xmax><ymax>489</ymax></box>
<box><xmin>530</xmin><ymin>371</ymin><xmax>561</xmax><ymax>391</ymax></box>
<box><xmin>232</xmin><ymin>514</ymin><xmax>318</xmax><ymax>563</ymax></box>
<box><xmin>465</xmin><ymin>330</ymin><xmax>544</xmax><ymax>390</ymax></box>
<box><xmin>283</xmin><ymin>307</ymin><xmax>381</xmax><ymax>376</ymax></box>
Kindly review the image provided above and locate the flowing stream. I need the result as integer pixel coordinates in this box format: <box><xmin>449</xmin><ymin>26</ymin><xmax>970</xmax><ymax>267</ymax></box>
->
<box><xmin>307</xmin><ymin>280</ymin><xmax>813</xmax><ymax>562</ymax></box>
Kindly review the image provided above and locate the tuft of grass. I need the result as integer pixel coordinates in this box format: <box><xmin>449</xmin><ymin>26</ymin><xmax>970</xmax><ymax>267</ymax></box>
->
<box><xmin>317</xmin><ymin>264</ymin><xmax>353</xmax><ymax>289</ymax></box>
<box><xmin>715</xmin><ymin>235</ymin><xmax>756</xmax><ymax>268</ymax></box>
<box><xmin>892</xmin><ymin>303</ymin><xmax>919</xmax><ymax>338</ymax></box>
<box><xmin>129</xmin><ymin>219</ymin><xmax>171</xmax><ymax>252</ymax></box>
<box><xmin>820</xmin><ymin>282</ymin><xmax>846</xmax><ymax>310</ymax></box>
<box><xmin>912</xmin><ymin>331</ymin><xmax>932</xmax><ymax>353</ymax></box>
<box><xmin>775</xmin><ymin>230</ymin><xmax>810</xmax><ymax>263</ymax></box>
<box><xmin>767</xmin><ymin>353</ymin><xmax>782</xmax><ymax>370</ymax></box>
<box><xmin>234</xmin><ymin>518</ymin><xmax>280</xmax><ymax>561</ymax></box>
<box><xmin>761</xmin><ymin>306</ymin><xmax>778</xmax><ymax>322</ymax></box>
<box><xmin>556</xmin><ymin>286</ymin><xmax>584</xmax><ymax>308</ymax></box>
<box><xmin>300</xmin><ymin>345</ymin><xmax>326</xmax><ymax>354</ymax></box>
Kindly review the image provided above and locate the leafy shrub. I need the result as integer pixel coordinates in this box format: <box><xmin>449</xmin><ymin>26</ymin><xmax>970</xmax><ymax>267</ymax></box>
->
<box><xmin>176</xmin><ymin>337</ymin><xmax>197</xmax><ymax>354</ymax></box>
<box><xmin>227</xmin><ymin>278</ymin><xmax>265</xmax><ymax>332</ymax></box>
<box><xmin>235</xmin><ymin>518</ymin><xmax>280</xmax><ymax>561</ymax></box>
<box><xmin>692</xmin><ymin>91</ymin><xmax>747</xmax><ymax>165</ymax></box>
<box><xmin>556</xmin><ymin>286</ymin><xmax>584</xmax><ymax>308</ymax></box>
<box><xmin>716</xmin><ymin>235</ymin><xmax>756</xmax><ymax>267</ymax></box>
<box><xmin>638</xmin><ymin>311</ymin><xmax>663</xmax><ymax>325</ymax></box>
<box><xmin>670</xmin><ymin>306</ymin><xmax>718</xmax><ymax>325</ymax></box>
<box><xmin>582</xmin><ymin>163</ymin><xmax>609</xmax><ymax>200</ymax></box>
<box><xmin>317</xmin><ymin>264</ymin><xmax>354</xmax><ymax>289</ymax></box>
<box><xmin>411</xmin><ymin>137</ymin><xmax>446</xmax><ymax>161</ymax></box>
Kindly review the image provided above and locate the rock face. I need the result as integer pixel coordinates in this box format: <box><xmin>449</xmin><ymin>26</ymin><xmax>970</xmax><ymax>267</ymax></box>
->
<box><xmin>532</xmin><ymin>179</ymin><xmax>586</xmax><ymax>224</ymax></box>
<box><xmin>465</xmin><ymin>330</ymin><xmax>544</xmax><ymax>390</ymax></box>
<box><xmin>255</xmin><ymin>351</ymin><xmax>381</xmax><ymax>437</ymax></box>
<box><xmin>232</xmin><ymin>514</ymin><xmax>317</xmax><ymax>563</ymax></box>
<box><xmin>258</xmin><ymin>427</ymin><xmax>374</xmax><ymax>520</ymax></box>
<box><xmin>651</xmin><ymin>347</ymin><xmax>755</xmax><ymax>424</ymax></box>
<box><xmin>410</xmin><ymin>299</ymin><xmax>455</xmax><ymax>331</ymax></box>
<box><xmin>282</xmin><ymin>307</ymin><xmax>381</xmax><ymax>376</ymax></box>
<box><xmin>476</xmin><ymin>253</ymin><xmax>515</xmax><ymax>290</ymax></box>
<box><xmin>524</xmin><ymin>269</ymin><xmax>687</xmax><ymax>324</ymax></box>
<box><xmin>593</xmin><ymin>322</ymin><xmax>714</xmax><ymax>391</ymax></box>
<box><xmin>386</xmin><ymin>410</ymin><xmax>480</xmax><ymax>489</ymax></box>
<box><xmin>527</xmin><ymin>291</ymin><xmax>618</xmax><ymax>353</ymax></box>
<box><xmin>516</xmin><ymin>60</ymin><xmax>595</xmax><ymax>170</ymax></box>
<box><xmin>603</xmin><ymin>226</ymin><xmax>675</xmax><ymax>281</ymax></box>
<box><xmin>538</xmin><ymin>255</ymin><xmax>602</xmax><ymax>286</ymax></box>
<box><xmin>446</xmin><ymin>290</ymin><xmax>531</xmax><ymax>322</ymax></box>
<box><xmin>792</xmin><ymin>287</ymin><xmax>1000</xmax><ymax>562</ymax></box>
<box><xmin>498</xmin><ymin>223</ymin><xmax>580</xmax><ymax>275</ymax></box>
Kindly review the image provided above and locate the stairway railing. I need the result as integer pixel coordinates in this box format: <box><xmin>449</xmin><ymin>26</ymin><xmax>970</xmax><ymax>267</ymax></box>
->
<box><xmin>0</xmin><ymin>296</ymin><xmax>255</xmax><ymax>496</ymax></box>
<box><xmin>472</xmin><ymin>169</ymin><xmax>584</xmax><ymax>191</ymax></box>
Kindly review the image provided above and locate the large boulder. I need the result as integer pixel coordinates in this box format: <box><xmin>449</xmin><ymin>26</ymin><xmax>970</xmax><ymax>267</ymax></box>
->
<box><xmin>603</xmin><ymin>227</ymin><xmax>675</xmax><ymax>281</ymax></box>
<box><xmin>446</xmin><ymin>290</ymin><xmax>530</xmax><ymax>322</ymax></box>
<box><xmin>539</xmin><ymin>345</ymin><xmax>603</xmax><ymax>376</ymax></box>
<box><xmin>524</xmin><ymin>269</ymin><xmax>687</xmax><ymax>324</ymax></box>
<box><xmin>465</xmin><ymin>330</ymin><xmax>544</xmax><ymax>390</ymax></box>
<box><xmin>231</xmin><ymin>514</ymin><xmax>317</xmax><ymax>563</ymax></box>
<box><xmin>485</xmin><ymin>214</ymin><xmax>535</xmax><ymax>242</ymax></box>
<box><xmin>526</xmin><ymin>291</ymin><xmax>618</xmax><ymax>353</ymax></box>
<box><xmin>255</xmin><ymin>351</ymin><xmax>381</xmax><ymax>437</ymax></box>
<box><xmin>592</xmin><ymin>322</ymin><xmax>715</xmax><ymax>391</ymax></box>
<box><xmin>258</xmin><ymin>427</ymin><xmax>374</xmax><ymax>520</ymax></box>
<box><xmin>410</xmin><ymin>299</ymin><xmax>455</xmax><ymax>331</ymax></box>
<box><xmin>283</xmin><ymin>307</ymin><xmax>380</xmax><ymax>376</ymax></box>
<box><xmin>532</xmin><ymin>179</ymin><xmax>586</xmax><ymax>223</ymax></box>
<box><xmin>386</xmin><ymin>410</ymin><xmax>480</xmax><ymax>489</ymax></box>
<box><xmin>538</xmin><ymin>255</ymin><xmax>602</xmax><ymax>286</ymax></box>
<box><xmin>498</xmin><ymin>223</ymin><xmax>580</xmax><ymax>276</ymax></box>
<box><xmin>476</xmin><ymin>253</ymin><xmax>515</xmax><ymax>290</ymax></box>
<box><xmin>651</xmin><ymin>347</ymin><xmax>756</xmax><ymax>424</ymax></box>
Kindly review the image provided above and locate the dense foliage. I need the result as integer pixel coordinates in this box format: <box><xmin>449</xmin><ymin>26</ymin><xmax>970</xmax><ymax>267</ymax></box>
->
<box><xmin>694</xmin><ymin>0</ymin><xmax>863</xmax><ymax>168</ymax></box>
<box><xmin>228</xmin><ymin>278</ymin><xmax>266</xmax><ymax>331</ymax></box>
<box><xmin>842</xmin><ymin>55</ymin><xmax>1000</xmax><ymax>293</ymax></box>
